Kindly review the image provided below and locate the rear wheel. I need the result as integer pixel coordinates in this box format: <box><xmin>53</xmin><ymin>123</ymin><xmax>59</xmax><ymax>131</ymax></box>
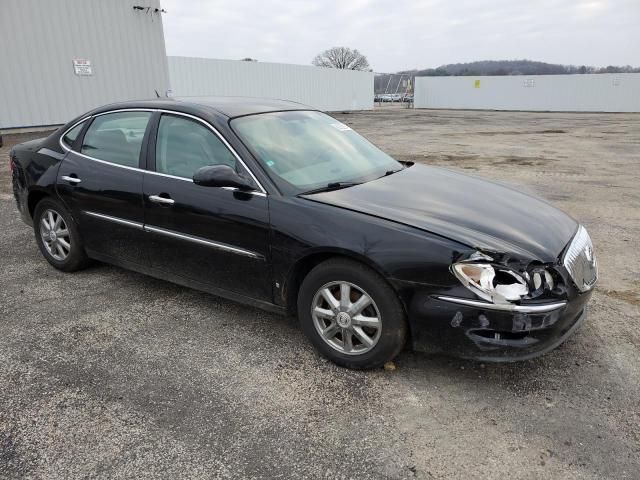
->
<box><xmin>298</xmin><ymin>258</ymin><xmax>407</xmax><ymax>369</ymax></box>
<box><xmin>33</xmin><ymin>198</ymin><xmax>89</xmax><ymax>272</ymax></box>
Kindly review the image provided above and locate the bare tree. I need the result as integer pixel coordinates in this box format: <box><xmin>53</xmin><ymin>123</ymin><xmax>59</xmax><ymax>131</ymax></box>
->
<box><xmin>312</xmin><ymin>47</ymin><xmax>370</xmax><ymax>71</ymax></box>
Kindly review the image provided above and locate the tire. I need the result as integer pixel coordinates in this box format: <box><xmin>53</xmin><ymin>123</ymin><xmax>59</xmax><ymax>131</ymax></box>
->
<box><xmin>298</xmin><ymin>258</ymin><xmax>407</xmax><ymax>369</ymax></box>
<box><xmin>33</xmin><ymin>197</ymin><xmax>90</xmax><ymax>272</ymax></box>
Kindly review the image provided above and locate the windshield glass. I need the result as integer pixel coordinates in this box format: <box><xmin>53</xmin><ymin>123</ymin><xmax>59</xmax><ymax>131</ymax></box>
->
<box><xmin>231</xmin><ymin>111</ymin><xmax>402</xmax><ymax>194</ymax></box>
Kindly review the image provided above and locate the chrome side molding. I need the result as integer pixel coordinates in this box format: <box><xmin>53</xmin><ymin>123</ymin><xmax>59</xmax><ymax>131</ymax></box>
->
<box><xmin>82</xmin><ymin>211</ymin><xmax>262</xmax><ymax>260</ymax></box>
<box><xmin>144</xmin><ymin>225</ymin><xmax>263</xmax><ymax>259</ymax></box>
<box><xmin>83</xmin><ymin>211</ymin><xmax>144</xmax><ymax>230</ymax></box>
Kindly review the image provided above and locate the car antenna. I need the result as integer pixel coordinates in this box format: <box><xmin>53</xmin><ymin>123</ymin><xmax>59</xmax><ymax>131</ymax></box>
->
<box><xmin>154</xmin><ymin>89</ymin><xmax>160</xmax><ymax>98</ymax></box>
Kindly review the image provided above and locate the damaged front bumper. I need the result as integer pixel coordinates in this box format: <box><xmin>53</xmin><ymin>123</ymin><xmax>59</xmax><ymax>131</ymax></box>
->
<box><xmin>407</xmin><ymin>289</ymin><xmax>592</xmax><ymax>361</ymax></box>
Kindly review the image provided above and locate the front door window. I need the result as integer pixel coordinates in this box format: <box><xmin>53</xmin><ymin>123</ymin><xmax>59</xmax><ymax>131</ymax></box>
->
<box><xmin>155</xmin><ymin>114</ymin><xmax>238</xmax><ymax>178</ymax></box>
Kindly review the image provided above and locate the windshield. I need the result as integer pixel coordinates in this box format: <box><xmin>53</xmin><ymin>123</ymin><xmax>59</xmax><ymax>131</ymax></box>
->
<box><xmin>231</xmin><ymin>111</ymin><xmax>402</xmax><ymax>194</ymax></box>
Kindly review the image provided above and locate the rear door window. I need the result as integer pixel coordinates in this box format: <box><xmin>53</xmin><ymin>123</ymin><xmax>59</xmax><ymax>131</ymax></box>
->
<box><xmin>81</xmin><ymin>112</ymin><xmax>151</xmax><ymax>167</ymax></box>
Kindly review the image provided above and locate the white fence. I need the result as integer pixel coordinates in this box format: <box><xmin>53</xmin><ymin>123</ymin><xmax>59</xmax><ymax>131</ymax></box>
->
<box><xmin>168</xmin><ymin>56</ymin><xmax>373</xmax><ymax>112</ymax></box>
<box><xmin>414</xmin><ymin>73</ymin><xmax>640</xmax><ymax>112</ymax></box>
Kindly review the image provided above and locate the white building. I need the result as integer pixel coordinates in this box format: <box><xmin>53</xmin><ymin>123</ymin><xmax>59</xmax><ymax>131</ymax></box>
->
<box><xmin>414</xmin><ymin>74</ymin><xmax>640</xmax><ymax>113</ymax></box>
<box><xmin>0</xmin><ymin>0</ymin><xmax>170</xmax><ymax>129</ymax></box>
<box><xmin>0</xmin><ymin>0</ymin><xmax>373</xmax><ymax>130</ymax></box>
<box><xmin>168</xmin><ymin>56</ymin><xmax>373</xmax><ymax>113</ymax></box>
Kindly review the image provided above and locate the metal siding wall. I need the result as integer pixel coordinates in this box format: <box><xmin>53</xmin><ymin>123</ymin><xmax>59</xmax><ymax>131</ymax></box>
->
<box><xmin>0</xmin><ymin>0</ymin><xmax>170</xmax><ymax>129</ymax></box>
<box><xmin>168</xmin><ymin>57</ymin><xmax>374</xmax><ymax>112</ymax></box>
<box><xmin>414</xmin><ymin>74</ymin><xmax>640</xmax><ymax>112</ymax></box>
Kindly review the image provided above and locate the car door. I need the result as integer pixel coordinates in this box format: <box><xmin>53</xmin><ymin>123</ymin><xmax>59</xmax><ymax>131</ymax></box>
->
<box><xmin>143</xmin><ymin>112</ymin><xmax>272</xmax><ymax>301</ymax></box>
<box><xmin>57</xmin><ymin>110</ymin><xmax>152</xmax><ymax>266</ymax></box>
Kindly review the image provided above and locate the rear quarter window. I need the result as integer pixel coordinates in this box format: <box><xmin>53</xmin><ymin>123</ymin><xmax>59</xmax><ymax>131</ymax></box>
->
<box><xmin>61</xmin><ymin>121</ymin><xmax>86</xmax><ymax>148</ymax></box>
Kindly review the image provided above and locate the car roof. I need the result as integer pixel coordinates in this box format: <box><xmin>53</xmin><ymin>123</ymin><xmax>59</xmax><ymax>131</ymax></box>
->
<box><xmin>176</xmin><ymin>96</ymin><xmax>313</xmax><ymax>117</ymax></box>
<box><xmin>87</xmin><ymin>96</ymin><xmax>313</xmax><ymax>119</ymax></box>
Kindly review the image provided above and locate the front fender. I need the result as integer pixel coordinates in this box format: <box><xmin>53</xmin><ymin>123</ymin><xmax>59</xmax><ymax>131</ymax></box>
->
<box><xmin>268</xmin><ymin>196</ymin><xmax>471</xmax><ymax>308</ymax></box>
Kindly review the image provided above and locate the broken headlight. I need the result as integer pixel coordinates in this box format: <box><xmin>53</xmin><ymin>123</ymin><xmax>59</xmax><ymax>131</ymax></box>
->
<box><xmin>452</xmin><ymin>262</ymin><xmax>530</xmax><ymax>304</ymax></box>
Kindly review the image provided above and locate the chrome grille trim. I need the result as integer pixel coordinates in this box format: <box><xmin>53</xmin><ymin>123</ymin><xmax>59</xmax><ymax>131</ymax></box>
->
<box><xmin>436</xmin><ymin>296</ymin><xmax>567</xmax><ymax>313</ymax></box>
<box><xmin>563</xmin><ymin>225</ymin><xmax>597</xmax><ymax>292</ymax></box>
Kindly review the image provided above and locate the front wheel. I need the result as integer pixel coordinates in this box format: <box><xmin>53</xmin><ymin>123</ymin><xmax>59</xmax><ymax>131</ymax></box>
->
<box><xmin>33</xmin><ymin>198</ymin><xmax>90</xmax><ymax>272</ymax></box>
<box><xmin>298</xmin><ymin>258</ymin><xmax>407</xmax><ymax>369</ymax></box>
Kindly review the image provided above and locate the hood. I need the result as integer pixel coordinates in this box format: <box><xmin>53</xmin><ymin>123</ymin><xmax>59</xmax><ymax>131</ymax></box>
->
<box><xmin>303</xmin><ymin>164</ymin><xmax>577</xmax><ymax>263</ymax></box>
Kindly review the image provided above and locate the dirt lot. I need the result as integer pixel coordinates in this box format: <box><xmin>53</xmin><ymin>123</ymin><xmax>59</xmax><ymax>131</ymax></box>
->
<box><xmin>1</xmin><ymin>108</ymin><xmax>639</xmax><ymax>479</ymax></box>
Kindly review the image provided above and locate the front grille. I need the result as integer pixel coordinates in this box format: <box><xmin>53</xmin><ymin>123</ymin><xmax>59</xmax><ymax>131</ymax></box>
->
<box><xmin>562</xmin><ymin>226</ymin><xmax>598</xmax><ymax>292</ymax></box>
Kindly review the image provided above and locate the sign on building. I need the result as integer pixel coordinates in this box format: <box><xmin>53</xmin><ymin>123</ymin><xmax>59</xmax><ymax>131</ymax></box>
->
<box><xmin>73</xmin><ymin>59</ymin><xmax>93</xmax><ymax>76</ymax></box>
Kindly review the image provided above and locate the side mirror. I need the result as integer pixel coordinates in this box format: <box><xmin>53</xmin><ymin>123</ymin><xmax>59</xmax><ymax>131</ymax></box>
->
<box><xmin>193</xmin><ymin>165</ymin><xmax>255</xmax><ymax>191</ymax></box>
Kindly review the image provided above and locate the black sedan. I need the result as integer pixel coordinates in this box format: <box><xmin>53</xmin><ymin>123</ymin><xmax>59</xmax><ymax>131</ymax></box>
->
<box><xmin>10</xmin><ymin>97</ymin><xmax>597</xmax><ymax>369</ymax></box>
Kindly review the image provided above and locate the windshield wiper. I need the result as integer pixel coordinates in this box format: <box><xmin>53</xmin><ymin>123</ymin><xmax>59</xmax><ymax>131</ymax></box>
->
<box><xmin>377</xmin><ymin>168</ymin><xmax>403</xmax><ymax>179</ymax></box>
<box><xmin>300</xmin><ymin>181</ymin><xmax>362</xmax><ymax>195</ymax></box>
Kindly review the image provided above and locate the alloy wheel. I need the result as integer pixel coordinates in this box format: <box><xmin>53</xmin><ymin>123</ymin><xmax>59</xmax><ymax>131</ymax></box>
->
<box><xmin>311</xmin><ymin>281</ymin><xmax>382</xmax><ymax>355</ymax></box>
<box><xmin>40</xmin><ymin>209</ymin><xmax>71</xmax><ymax>261</ymax></box>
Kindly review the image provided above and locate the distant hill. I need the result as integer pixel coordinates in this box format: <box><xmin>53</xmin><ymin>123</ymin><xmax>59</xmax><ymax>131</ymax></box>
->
<box><xmin>375</xmin><ymin>60</ymin><xmax>640</xmax><ymax>93</ymax></box>
<box><xmin>405</xmin><ymin>60</ymin><xmax>639</xmax><ymax>76</ymax></box>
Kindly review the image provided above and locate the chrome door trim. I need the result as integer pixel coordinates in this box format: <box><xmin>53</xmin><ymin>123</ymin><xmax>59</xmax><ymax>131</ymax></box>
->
<box><xmin>142</xmin><ymin>170</ymin><xmax>266</xmax><ymax>197</ymax></box>
<box><xmin>436</xmin><ymin>296</ymin><xmax>567</xmax><ymax>313</ymax></box>
<box><xmin>58</xmin><ymin>108</ymin><xmax>268</xmax><ymax>196</ymax></box>
<box><xmin>93</xmin><ymin>108</ymin><xmax>158</xmax><ymax>116</ymax></box>
<box><xmin>144</xmin><ymin>225</ymin><xmax>264</xmax><ymax>260</ymax></box>
<box><xmin>83</xmin><ymin>211</ymin><xmax>144</xmax><ymax>230</ymax></box>
<box><xmin>62</xmin><ymin>149</ymin><xmax>146</xmax><ymax>173</ymax></box>
<box><xmin>82</xmin><ymin>211</ymin><xmax>263</xmax><ymax>260</ymax></box>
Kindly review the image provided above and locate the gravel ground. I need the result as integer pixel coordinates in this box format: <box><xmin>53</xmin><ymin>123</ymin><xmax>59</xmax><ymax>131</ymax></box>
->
<box><xmin>1</xmin><ymin>108</ymin><xmax>639</xmax><ymax>479</ymax></box>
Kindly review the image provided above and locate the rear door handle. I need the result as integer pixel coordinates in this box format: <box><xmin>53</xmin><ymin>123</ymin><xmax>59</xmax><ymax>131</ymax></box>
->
<box><xmin>61</xmin><ymin>175</ymin><xmax>81</xmax><ymax>184</ymax></box>
<box><xmin>149</xmin><ymin>194</ymin><xmax>175</xmax><ymax>205</ymax></box>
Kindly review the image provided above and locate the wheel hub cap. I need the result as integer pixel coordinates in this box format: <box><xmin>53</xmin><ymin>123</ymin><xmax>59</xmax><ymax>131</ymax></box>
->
<box><xmin>336</xmin><ymin>311</ymin><xmax>352</xmax><ymax>328</ymax></box>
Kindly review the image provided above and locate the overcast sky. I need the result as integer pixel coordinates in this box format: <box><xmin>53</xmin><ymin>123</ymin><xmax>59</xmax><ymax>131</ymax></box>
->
<box><xmin>161</xmin><ymin>0</ymin><xmax>639</xmax><ymax>72</ymax></box>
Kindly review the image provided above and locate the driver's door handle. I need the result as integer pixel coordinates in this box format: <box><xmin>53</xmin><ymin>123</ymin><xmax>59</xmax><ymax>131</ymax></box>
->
<box><xmin>149</xmin><ymin>194</ymin><xmax>175</xmax><ymax>205</ymax></box>
<box><xmin>61</xmin><ymin>175</ymin><xmax>81</xmax><ymax>184</ymax></box>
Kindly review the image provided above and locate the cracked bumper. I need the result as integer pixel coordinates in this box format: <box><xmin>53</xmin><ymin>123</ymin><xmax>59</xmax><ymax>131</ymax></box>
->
<box><xmin>406</xmin><ymin>289</ymin><xmax>592</xmax><ymax>361</ymax></box>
